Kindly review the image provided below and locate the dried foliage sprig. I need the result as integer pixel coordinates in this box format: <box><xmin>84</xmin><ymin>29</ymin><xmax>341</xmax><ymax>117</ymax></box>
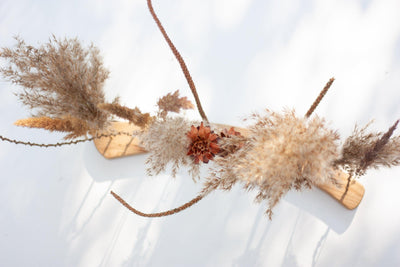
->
<box><xmin>98</xmin><ymin>103</ymin><xmax>153</xmax><ymax>128</ymax></box>
<box><xmin>157</xmin><ymin>90</ymin><xmax>194</xmax><ymax>119</ymax></box>
<box><xmin>335</xmin><ymin>120</ymin><xmax>400</xmax><ymax>176</ymax></box>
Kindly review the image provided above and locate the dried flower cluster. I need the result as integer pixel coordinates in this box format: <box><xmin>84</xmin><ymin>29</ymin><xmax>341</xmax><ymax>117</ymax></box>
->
<box><xmin>2</xmin><ymin>0</ymin><xmax>400</xmax><ymax>221</ymax></box>
<box><xmin>204</xmin><ymin>110</ymin><xmax>341</xmax><ymax>217</ymax></box>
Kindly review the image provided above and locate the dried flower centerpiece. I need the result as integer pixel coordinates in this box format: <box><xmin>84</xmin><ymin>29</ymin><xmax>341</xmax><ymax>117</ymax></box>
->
<box><xmin>1</xmin><ymin>0</ymin><xmax>400</xmax><ymax>220</ymax></box>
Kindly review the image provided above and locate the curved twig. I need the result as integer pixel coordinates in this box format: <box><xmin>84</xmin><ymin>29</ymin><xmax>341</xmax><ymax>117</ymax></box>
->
<box><xmin>147</xmin><ymin>0</ymin><xmax>209</xmax><ymax>123</ymax></box>
<box><xmin>111</xmin><ymin>190</ymin><xmax>204</xmax><ymax>217</ymax></box>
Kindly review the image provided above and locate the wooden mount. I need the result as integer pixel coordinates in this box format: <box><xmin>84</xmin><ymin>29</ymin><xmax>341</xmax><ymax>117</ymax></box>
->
<box><xmin>317</xmin><ymin>171</ymin><xmax>364</xmax><ymax>210</ymax></box>
<box><xmin>94</xmin><ymin>121</ymin><xmax>364</xmax><ymax>210</ymax></box>
<box><xmin>93</xmin><ymin>122</ymin><xmax>146</xmax><ymax>159</ymax></box>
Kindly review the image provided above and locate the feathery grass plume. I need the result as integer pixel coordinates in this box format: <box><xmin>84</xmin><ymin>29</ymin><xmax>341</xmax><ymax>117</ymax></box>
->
<box><xmin>14</xmin><ymin>116</ymin><xmax>92</xmax><ymax>139</ymax></box>
<box><xmin>335</xmin><ymin>120</ymin><xmax>400</xmax><ymax>176</ymax></box>
<box><xmin>141</xmin><ymin>116</ymin><xmax>200</xmax><ymax>179</ymax></box>
<box><xmin>157</xmin><ymin>90</ymin><xmax>194</xmax><ymax>119</ymax></box>
<box><xmin>0</xmin><ymin>36</ymin><xmax>114</xmax><ymax>131</ymax></box>
<box><xmin>207</xmin><ymin>109</ymin><xmax>340</xmax><ymax>218</ymax></box>
<box><xmin>98</xmin><ymin>103</ymin><xmax>153</xmax><ymax>128</ymax></box>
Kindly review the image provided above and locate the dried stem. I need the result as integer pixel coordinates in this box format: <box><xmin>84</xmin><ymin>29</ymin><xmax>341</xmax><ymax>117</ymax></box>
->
<box><xmin>0</xmin><ymin>131</ymin><xmax>133</xmax><ymax>147</ymax></box>
<box><xmin>98</xmin><ymin>103</ymin><xmax>153</xmax><ymax>128</ymax></box>
<box><xmin>147</xmin><ymin>0</ymin><xmax>208</xmax><ymax>122</ymax></box>
<box><xmin>305</xmin><ymin>78</ymin><xmax>335</xmax><ymax>118</ymax></box>
<box><xmin>110</xmin><ymin>191</ymin><xmax>204</xmax><ymax>217</ymax></box>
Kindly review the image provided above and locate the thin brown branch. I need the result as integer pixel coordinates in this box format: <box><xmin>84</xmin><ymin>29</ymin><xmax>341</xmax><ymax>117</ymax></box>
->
<box><xmin>305</xmin><ymin>78</ymin><xmax>335</xmax><ymax>118</ymax></box>
<box><xmin>146</xmin><ymin>0</ymin><xmax>208</xmax><ymax>122</ymax></box>
<box><xmin>110</xmin><ymin>190</ymin><xmax>204</xmax><ymax>217</ymax></box>
<box><xmin>0</xmin><ymin>131</ymin><xmax>133</xmax><ymax>147</ymax></box>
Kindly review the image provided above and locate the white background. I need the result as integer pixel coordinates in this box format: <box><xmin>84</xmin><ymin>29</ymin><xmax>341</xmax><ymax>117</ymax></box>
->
<box><xmin>1</xmin><ymin>0</ymin><xmax>400</xmax><ymax>266</ymax></box>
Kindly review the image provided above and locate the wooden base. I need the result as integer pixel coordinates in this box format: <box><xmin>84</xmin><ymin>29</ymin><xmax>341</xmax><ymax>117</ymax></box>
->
<box><xmin>94</xmin><ymin>121</ymin><xmax>364</xmax><ymax>209</ymax></box>
<box><xmin>93</xmin><ymin>122</ymin><xmax>146</xmax><ymax>159</ymax></box>
<box><xmin>317</xmin><ymin>171</ymin><xmax>364</xmax><ymax>210</ymax></box>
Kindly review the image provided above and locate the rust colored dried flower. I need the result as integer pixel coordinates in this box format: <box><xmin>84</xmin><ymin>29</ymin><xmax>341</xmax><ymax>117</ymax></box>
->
<box><xmin>217</xmin><ymin>127</ymin><xmax>244</xmax><ymax>157</ymax></box>
<box><xmin>219</xmin><ymin>127</ymin><xmax>242</xmax><ymax>138</ymax></box>
<box><xmin>187</xmin><ymin>122</ymin><xmax>219</xmax><ymax>164</ymax></box>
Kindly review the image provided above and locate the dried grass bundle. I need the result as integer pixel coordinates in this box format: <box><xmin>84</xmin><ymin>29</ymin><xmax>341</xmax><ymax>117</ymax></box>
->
<box><xmin>335</xmin><ymin>120</ymin><xmax>400</xmax><ymax>176</ymax></box>
<box><xmin>141</xmin><ymin>116</ymin><xmax>200</xmax><ymax>179</ymax></box>
<box><xmin>14</xmin><ymin>116</ymin><xmax>92</xmax><ymax>139</ymax></box>
<box><xmin>206</xmin><ymin>109</ymin><xmax>340</xmax><ymax>217</ymax></box>
<box><xmin>0</xmin><ymin>36</ymin><xmax>113</xmax><ymax>130</ymax></box>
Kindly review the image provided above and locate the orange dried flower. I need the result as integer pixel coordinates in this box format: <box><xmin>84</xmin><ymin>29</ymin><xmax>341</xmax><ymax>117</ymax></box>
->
<box><xmin>187</xmin><ymin>122</ymin><xmax>219</xmax><ymax>164</ymax></box>
<box><xmin>219</xmin><ymin>127</ymin><xmax>242</xmax><ymax>138</ymax></box>
<box><xmin>218</xmin><ymin>127</ymin><xmax>244</xmax><ymax>157</ymax></box>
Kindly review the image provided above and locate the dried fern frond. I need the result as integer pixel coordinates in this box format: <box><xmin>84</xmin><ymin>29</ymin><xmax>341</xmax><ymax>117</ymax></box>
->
<box><xmin>98</xmin><ymin>103</ymin><xmax>153</xmax><ymax>128</ymax></box>
<box><xmin>14</xmin><ymin>116</ymin><xmax>92</xmax><ymax>139</ymax></box>
<box><xmin>207</xmin><ymin>109</ymin><xmax>340</xmax><ymax>218</ymax></box>
<box><xmin>335</xmin><ymin>120</ymin><xmax>400</xmax><ymax>176</ymax></box>
<box><xmin>141</xmin><ymin>116</ymin><xmax>200</xmax><ymax>179</ymax></box>
<box><xmin>157</xmin><ymin>90</ymin><xmax>194</xmax><ymax>119</ymax></box>
<box><xmin>0</xmin><ymin>36</ymin><xmax>113</xmax><ymax>131</ymax></box>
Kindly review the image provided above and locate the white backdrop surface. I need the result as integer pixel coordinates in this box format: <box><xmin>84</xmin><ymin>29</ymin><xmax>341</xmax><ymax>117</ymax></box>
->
<box><xmin>1</xmin><ymin>0</ymin><xmax>400</xmax><ymax>266</ymax></box>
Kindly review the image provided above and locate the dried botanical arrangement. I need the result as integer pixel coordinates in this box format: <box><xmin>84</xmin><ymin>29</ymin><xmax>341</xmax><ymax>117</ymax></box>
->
<box><xmin>1</xmin><ymin>0</ymin><xmax>399</xmax><ymax>219</ymax></box>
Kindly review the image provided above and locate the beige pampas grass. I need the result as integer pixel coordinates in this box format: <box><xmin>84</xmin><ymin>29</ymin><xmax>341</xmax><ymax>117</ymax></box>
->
<box><xmin>14</xmin><ymin>116</ymin><xmax>91</xmax><ymax>139</ymax></box>
<box><xmin>0</xmin><ymin>36</ymin><xmax>113</xmax><ymax>130</ymax></box>
<box><xmin>206</xmin><ymin>109</ymin><xmax>340</xmax><ymax>218</ymax></box>
<box><xmin>141</xmin><ymin>116</ymin><xmax>200</xmax><ymax>179</ymax></box>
